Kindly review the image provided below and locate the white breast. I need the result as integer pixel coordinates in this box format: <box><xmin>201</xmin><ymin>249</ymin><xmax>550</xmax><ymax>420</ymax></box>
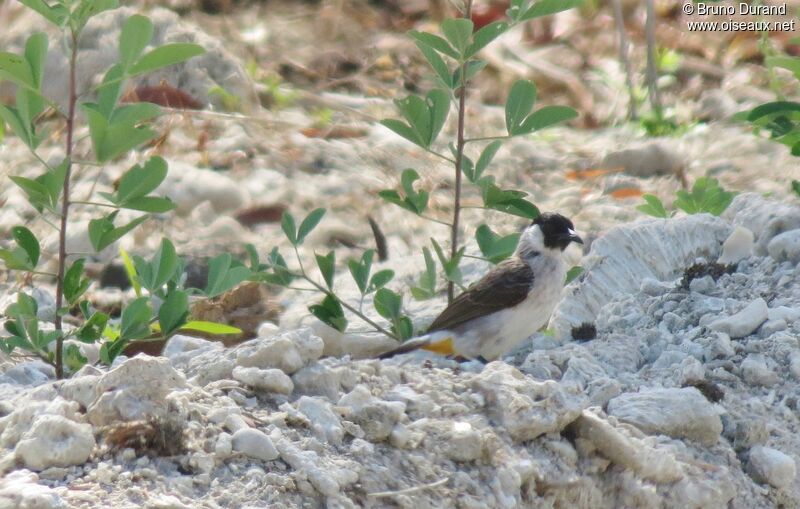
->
<box><xmin>455</xmin><ymin>254</ymin><xmax>566</xmax><ymax>360</ymax></box>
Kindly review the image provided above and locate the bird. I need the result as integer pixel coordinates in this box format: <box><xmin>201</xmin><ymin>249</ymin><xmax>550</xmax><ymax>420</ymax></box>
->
<box><xmin>379</xmin><ymin>213</ymin><xmax>583</xmax><ymax>362</ymax></box>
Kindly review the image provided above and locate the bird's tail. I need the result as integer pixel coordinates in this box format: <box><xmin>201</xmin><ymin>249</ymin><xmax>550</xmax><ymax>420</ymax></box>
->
<box><xmin>378</xmin><ymin>332</ymin><xmax>455</xmax><ymax>359</ymax></box>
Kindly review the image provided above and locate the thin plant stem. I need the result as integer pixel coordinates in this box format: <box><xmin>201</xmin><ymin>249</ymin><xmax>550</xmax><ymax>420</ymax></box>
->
<box><xmin>70</xmin><ymin>200</ymin><xmax>118</xmax><ymax>209</ymax></box>
<box><xmin>448</xmin><ymin>0</ymin><xmax>472</xmax><ymax>304</ymax></box>
<box><xmin>290</xmin><ymin>248</ymin><xmax>397</xmax><ymax>339</ymax></box>
<box><xmin>644</xmin><ymin>0</ymin><xmax>662</xmax><ymax>117</ymax></box>
<box><xmin>611</xmin><ymin>0</ymin><xmax>637</xmax><ymax>120</ymax></box>
<box><xmin>53</xmin><ymin>30</ymin><xmax>79</xmax><ymax>379</ymax></box>
<box><xmin>464</xmin><ymin>135</ymin><xmax>510</xmax><ymax>144</ymax></box>
<box><xmin>421</xmin><ymin>215</ymin><xmax>452</xmax><ymax>227</ymax></box>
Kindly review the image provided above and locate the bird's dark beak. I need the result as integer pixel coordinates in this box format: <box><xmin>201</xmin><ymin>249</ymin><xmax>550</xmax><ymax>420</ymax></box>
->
<box><xmin>559</xmin><ymin>231</ymin><xmax>583</xmax><ymax>245</ymax></box>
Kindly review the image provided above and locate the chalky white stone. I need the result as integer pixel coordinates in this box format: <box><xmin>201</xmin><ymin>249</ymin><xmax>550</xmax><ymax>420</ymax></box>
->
<box><xmin>747</xmin><ymin>446</ymin><xmax>796</xmax><ymax>488</ymax></box>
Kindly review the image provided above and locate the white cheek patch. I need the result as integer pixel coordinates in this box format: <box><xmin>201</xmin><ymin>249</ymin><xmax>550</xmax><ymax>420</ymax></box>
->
<box><xmin>568</xmin><ymin>228</ymin><xmax>577</xmax><ymax>236</ymax></box>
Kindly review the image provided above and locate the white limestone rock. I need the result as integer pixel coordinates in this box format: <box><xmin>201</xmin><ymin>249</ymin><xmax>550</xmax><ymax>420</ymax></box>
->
<box><xmin>607</xmin><ymin>387</ymin><xmax>722</xmax><ymax>445</ymax></box>
<box><xmin>0</xmin><ymin>398</ymin><xmax>83</xmax><ymax>449</ymax></box>
<box><xmin>767</xmin><ymin>229</ymin><xmax>800</xmax><ymax>263</ymax></box>
<box><xmin>15</xmin><ymin>415</ymin><xmax>95</xmax><ymax>470</ymax></box>
<box><xmin>709</xmin><ymin>298</ymin><xmax>769</xmax><ymax>339</ymax></box>
<box><xmin>740</xmin><ymin>354</ymin><xmax>778</xmax><ymax>387</ymax></box>
<box><xmin>718</xmin><ymin>226</ymin><xmax>754</xmax><ymax>265</ymax></box>
<box><xmin>471</xmin><ymin>362</ymin><xmax>586</xmax><ymax>442</ymax></box>
<box><xmin>747</xmin><ymin>446</ymin><xmax>796</xmax><ymax>488</ymax></box>
<box><xmin>232</xmin><ymin>366</ymin><xmax>294</xmax><ymax>395</ymax></box>
<box><xmin>723</xmin><ymin>193</ymin><xmax>800</xmax><ymax>255</ymax></box>
<box><xmin>551</xmin><ymin>214</ymin><xmax>731</xmax><ymax>340</ymax></box>
<box><xmin>444</xmin><ymin>422</ymin><xmax>484</xmax><ymax>462</ymax></box>
<box><xmin>160</xmin><ymin>161</ymin><xmax>248</xmax><ymax>215</ymax></box>
<box><xmin>0</xmin><ymin>470</ymin><xmax>64</xmax><ymax>509</ymax></box>
<box><xmin>574</xmin><ymin>409</ymin><xmax>683</xmax><ymax>482</ymax></box>
<box><xmin>602</xmin><ymin>142</ymin><xmax>684</xmax><ymax>177</ymax></box>
<box><xmin>338</xmin><ymin>385</ymin><xmax>406</xmax><ymax>442</ymax></box>
<box><xmin>311</xmin><ymin>321</ymin><xmax>399</xmax><ymax>359</ymax></box>
<box><xmin>86</xmin><ymin>355</ymin><xmax>187</xmax><ymax>426</ymax></box>
<box><xmin>291</xmin><ymin>362</ymin><xmax>341</xmax><ymax>400</ymax></box>
<box><xmin>679</xmin><ymin>356</ymin><xmax>706</xmax><ymax>385</ymax></box>
<box><xmin>296</xmin><ymin>396</ymin><xmax>345</xmax><ymax>445</ymax></box>
<box><xmin>235</xmin><ymin>329</ymin><xmax>323</xmax><ymax>375</ymax></box>
<box><xmin>232</xmin><ymin>428</ymin><xmax>279</xmax><ymax>462</ymax></box>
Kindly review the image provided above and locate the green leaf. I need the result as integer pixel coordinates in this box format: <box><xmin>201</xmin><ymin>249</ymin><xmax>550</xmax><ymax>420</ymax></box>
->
<box><xmin>179</xmin><ymin>320</ymin><xmax>242</xmax><ymax>335</ymax></box>
<box><xmin>88</xmin><ymin>212</ymin><xmax>148</xmax><ymax>252</ymax></box>
<box><xmin>114</xmin><ymin>156</ymin><xmax>169</xmax><ymax>205</ymax></box>
<box><xmin>379</xmin><ymin>168</ymin><xmax>429</xmax><ymax>214</ymax></box>
<box><xmin>431</xmin><ymin>238</ymin><xmax>464</xmax><ymax>285</ymax></box>
<box><xmin>158</xmin><ymin>290</ymin><xmax>189</xmax><ymax>337</ymax></box>
<box><xmin>374</xmin><ymin>288</ymin><xmax>402</xmax><ymax>320</ymax></box>
<box><xmin>204</xmin><ymin>253</ymin><xmax>251</xmax><ymax>297</ymax></box>
<box><xmin>400</xmin><ymin>168</ymin><xmax>429</xmax><ymax>213</ymax></box>
<box><xmin>476</xmin><ymin>225</ymin><xmax>520</xmax><ymax>263</ymax></box>
<box><xmin>64</xmin><ymin>344</ymin><xmax>88</xmax><ymax>373</ymax></box>
<box><xmin>309</xmin><ymin>294</ymin><xmax>347</xmax><ymax>332</ymax></box>
<box><xmin>565</xmin><ymin>265</ymin><xmax>583</xmax><ymax>284</ymax></box>
<box><xmin>97</xmin><ymin>64</ymin><xmax>125</xmax><ymax>118</ymax></box>
<box><xmin>369</xmin><ymin>269</ymin><xmax>394</xmax><ymax>292</ymax></box>
<box><xmin>24</xmin><ymin>32</ymin><xmax>48</xmax><ymax>89</ymax></box>
<box><xmin>129</xmin><ymin>43</ymin><xmax>205</xmax><ymax>76</ymax></box>
<box><xmin>315</xmin><ymin>251</ymin><xmax>336</xmax><ymax>289</ymax></box>
<box><xmin>474</xmin><ymin>140</ymin><xmax>502</xmax><ymax>182</ymax></box>
<box><xmin>453</xmin><ymin>59</ymin><xmax>487</xmax><ymax>88</ymax></box>
<box><xmin>411</xmin><ymin>247</ymin><xmax>437</xmax><ymax>300</ymax></box>
<box><xmin>74</xmin><ymin>311</ymin><xmax>109</xmax><ymax>342</ymax></box>
<box><xmin>441</xmin><ymin>18</ymin><xmax>474</xmax><ymax>55</ymax></box>
<box><xmin>766</xmin><ymin>56</ymin><xmax>800</xmax><ymax>79</ymax></box>
<box><xmin>416</xmin><ymin>42</ymin><xmax>453</xmax><ymax>89</ymax></box>
<box><xmin>0</xmin><ymin>105</ymin><xmax>32</xmax><ymax>148</ymax></box>
<box><xmin>521</xmin><ymin>0</ymin><xmax>583</xmax><ymax>21</ymax></box>
<box><xmin>505</xmin><ymin>80</ymin><xmax>537</xmax><ymax>135</ymax></box>
<box><xmin>9</xmin><ymin>226</ymin><xmax>39</xmax><ymax>269</ymax></box>
<box><xmin>71</xmin><ymin>0</ymin><xmax>118</xmax><ymax>30</ymax></box>
<box><xmin>119</xmin><ymin>296</ymin><xmax>152</xmax><ymax>341</ymax></box>
<box><xmin>380</xmin><ymin>119</ymin><xmax>422</xmax><ymax>146</ymax></box>
<box><xmin>113</xmin><ymin>196</ymin><xmax>175</xmax><ymax>213</ymax></box>
<box><xmin>465</xmin><ymin>21</ymin><xmax>508</xmax><ymax>59</ymax></box>
<box><xmin>673</xmin><ymin>177</ymin><xmax>735</xmax><ymax>217</ymax></box>
<box><xmin>792</xmin><ymin>180</ymin><xmax>800</xmax><ymax>197</ymax></box>
<box><xmin>63</xmin><ymin>259</ymin><xmax>90</xmax><ymax>305</ymax></box>
<box><xmin>0</xmin><ymin>51</ymin><xmax>33</xmax><ymax>87</ymax></box>
<box><xmin>136</xmin><ymin>238</ymin><xmax>180</xmax><ymax>292</ymax></box>
<box><xmin>426</xmin><ymin>88</ymin><xmax>450</xmax><ymax>146</ymax></box>
<box><xmin>393</xmin><ymin>315</ymin><xmax>414</xmax><ymax>340</ymax></box>
<box><xmin>747</xmin><ymin>101</ymin><xmax>800</xmax><ymax>122</ymax></box>
<box><xmin>83</xmin><ymin>102</ymin><xmax>160</xmax><ymax>162</ymax></box>
<box><xmin>281</xmin><ymin>212</ymin><xmax>298</xmax><ymax>245</ymax></box>
<box><xmin>120</xmin><ymin>15</ymin><xmax>154</xmax><ymax>68</ymax></box>
<box><xmin>517</xmin><ymin>105</ymin><xmax>577</xmax><ymax>134</ymax></box>
<box><xmin>119</xmin><ymin>247</ymin><xmax>142</xmax><ymax>297</ymax></box>
<box><xmin>297</xmin><ymin>208</ymin><xmax>326</xmax><ymax>244</ymax></box>
<box><xmin>407</xmin><ymin>31</ymin><xmax>459</xmax><ymax>59</ymax></box>
<box><xmin>348</xmin><ymin>250</ymin><xmax>374</xmax><ymax>294</ymax></box>
<box><xmin>395</xmin><ymin>95</ymin><xmax>431</xmax><ymax>147</ymax></box>
<box><xmin>16</xmin><ymin>0</ymin><xmax>69</xmax><ymax>26</ymax></box>
<box><xmin>636</xmin><ymin>194</ymin><xmax>669</xmax><ymax>218</ymax></box>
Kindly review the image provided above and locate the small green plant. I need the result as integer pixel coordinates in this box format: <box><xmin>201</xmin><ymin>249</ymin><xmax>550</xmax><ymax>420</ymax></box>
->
<box><xmin>743</xmin><ymin>54</ymin><xmax>800</xmax><ymax>197</ymax></box>
<box><xmin>0</xmin><ymin>2</ymin><xmax>242</xmax><ymax>378</ymax></box>
<box><xmin>256</xmin><ymin>0</ymin><xmax>580</xmax><ymax>341</ymax></box>
<box><xmin>637</xmin><ymin>177</ymin><xmax>736</xmax><ymax>218</ymax></box>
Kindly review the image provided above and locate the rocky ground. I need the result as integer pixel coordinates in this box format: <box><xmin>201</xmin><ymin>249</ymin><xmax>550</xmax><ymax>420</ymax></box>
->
<box><xmin>1</xmin><ymin>1</ymin><xmax>800</xmax><ymax>508</ymax></box>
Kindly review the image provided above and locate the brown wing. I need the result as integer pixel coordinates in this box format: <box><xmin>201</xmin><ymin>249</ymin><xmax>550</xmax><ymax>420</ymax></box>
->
<box><xmin>426</xmin><ymin>257</ymin><xmax>534</xmax><ymax>333</ymax></box>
